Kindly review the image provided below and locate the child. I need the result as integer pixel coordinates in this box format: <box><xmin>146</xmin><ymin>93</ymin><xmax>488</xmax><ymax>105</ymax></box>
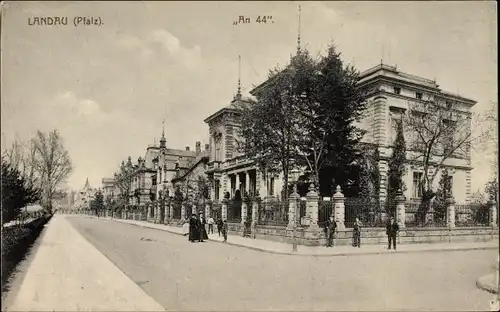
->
<box><xmin>222</xmin><ymin>219</ymin><xmax>228</xmax><ymax>243</ymax></box>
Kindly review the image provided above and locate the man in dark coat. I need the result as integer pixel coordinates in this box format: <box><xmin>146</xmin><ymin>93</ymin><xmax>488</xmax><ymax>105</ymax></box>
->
<box><xmin>352</xmin><ymin>217</ymin><xmax>362</xmax><ymax>247</ymax></box>
<box><xmin>216</xmin><ymin>218</ymin><xmax>223</xmax><ymax>236</ymax></box>
<box><xmin>324</xmin><ymin>216</ymin><xmax>337</xmax><ymax>247</ymax></box>
<box><xmin>386</xmin><ymin>217</ymin><xmax>399</xmax><ymax>250</ymax></box>
<box><xmin>189</xmin><ymin>214</ymin><xmax>199</xmax><ymax>242</ymax></box>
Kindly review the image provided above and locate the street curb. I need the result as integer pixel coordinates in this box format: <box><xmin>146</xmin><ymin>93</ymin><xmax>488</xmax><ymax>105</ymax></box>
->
<box><xmin>102</xmin><ymin>217</ymin><xmax>499</xmax><ymax>257</ymax></box>
<box><xmin>476</xmin><ymin>273</ymin><xmax>499</xmax><ymax>295</ymax></box>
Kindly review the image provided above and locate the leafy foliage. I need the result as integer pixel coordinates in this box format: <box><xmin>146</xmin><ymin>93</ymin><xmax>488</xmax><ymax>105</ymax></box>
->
<box><xmin>432</xmin><ymin>169</ymin><xmax>453</xmax><ymax>222</ymax></box>
<box><xmin>113</xmin><ymin>156</ymin><xmax>134</xmax><ymax>208</ymax></box>
<box><xmin>90</xmin><ymin>190</ymin><xmax>104</xmax><ymax>212</ymax></box>
<box><xmin>1</xmin><ymin>157</ymin><xmax>41</xmax><ymax>225</ymax></box>
<box><xmin>387</xmin><ymin>121</ymin><xmax>407</xmax><ymax>216</ymax></box>
<box><xmin>239</xmin><ymin>45</ymin><xmax>366</xmax><ymax>198</ymax></box>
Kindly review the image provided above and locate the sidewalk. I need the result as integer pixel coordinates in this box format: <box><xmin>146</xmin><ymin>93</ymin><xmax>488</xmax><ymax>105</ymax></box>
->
<box><xmin>5</xmin><ymin>215</ymin><xmax>165</xmax><ymax>312</ymax></box>
<box><xmin>103</xmin><ymin>216</ymin><xmax>499</xmax><ymax>257</ymax></box>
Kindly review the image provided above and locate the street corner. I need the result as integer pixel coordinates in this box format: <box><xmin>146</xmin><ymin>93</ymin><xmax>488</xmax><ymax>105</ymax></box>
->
<box><xmin>476</xmin><ymin>273</ymin><xmax>499</xmax><ymax>294</ymax></box>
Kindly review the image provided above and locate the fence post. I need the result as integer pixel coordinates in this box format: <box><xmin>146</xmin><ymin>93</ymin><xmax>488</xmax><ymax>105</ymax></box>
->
<box><xmin>222</xmin><ymin>199</ymin><xmax>228</xmax><ymax>221</ymax></box>
<box><xmin>241</xmin><ymin>200</ymin><xmax>248</xmax><ymax>225</ymax></box>
<box><xmin>488</xmin><ymin>200</ymin><xmax>498</xmax><ymax>227</ymax></box>
<box><xmin>446</xmin><ymin>196</ymin><xmax>456</xmax><ymax>228</ymax></box>
<box><xmin>205</xmin><ymin>202</ymin><xmax>211</xmax><ymax>219</ymax></box>
<box><xmin>395</xmin><ymin>190</ymin><xmax>406</xmax><ymax>229</ymax></box>
<box><xmin>251</xmin><ymin>196</ymin><xmax>260</xmax><ymax>237</ymax></box>
<box><xmin>147</xmin><ymin>204</ymin><xmax>152</xmax><ymax>220</ymax></box>
<box><xmin>306</xmin><ymin>184</ymin><xmax>319</xmax><ymax>229</ymax></box>
<box><xmin>169</xmin><ymin>203</ymin><xmax>174</xmax><ymax>221</ymax></box>
<box><xmin>288</xmin><ymin>189</ymin><xmax>300</xmax><ymax>228</ymax></box>
<box><xmin>181</xmin><ymin>202</ymin><xmax>186</xmax><ymax>221</ymax></box>
<box><xmin>332</xmin><ymin>185</ymin><xmax>345</xmax><ymax>230</ymax></box>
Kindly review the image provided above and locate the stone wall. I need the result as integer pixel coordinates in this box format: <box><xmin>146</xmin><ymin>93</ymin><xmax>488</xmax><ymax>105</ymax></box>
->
<box><xmin>226</xmin><ymin>223</ymin><xmax>499</xmax><ymax>247</ymax></box>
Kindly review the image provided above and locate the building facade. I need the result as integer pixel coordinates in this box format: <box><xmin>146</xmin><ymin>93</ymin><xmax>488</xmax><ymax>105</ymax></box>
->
<box><xmin>74</xmin><ymin>178</ymin><xmax>95</xmax><ymax>209</ymax></box>
<box><xmin>202</xmin><ymin>63</ymin><xmax>475</xmax><ymax>208</ymax></box>
<box><xmin>356</xmin><ymin>63</ymin><xmax>475</xmax><ymax>204</ymax></box>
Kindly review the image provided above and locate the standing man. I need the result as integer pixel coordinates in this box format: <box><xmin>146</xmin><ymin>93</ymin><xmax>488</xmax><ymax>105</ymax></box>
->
<box><xmin>386</xmin><ymin>217</ymin><xmax>399</xmax><ymax>250</ymax></box>
<box><xmin>324</xmin><ymin>215</ymin><xmax>337</xmax><ymax>247</ymax></box>
<box><xmin>208</xmin><ymin>215</ymin><xmax>215</xmax><ymax>234</ymax></box>
<box><xmin>222</xmin><ymin>219</ymin><xmax>228</xmax><ymax>243</ymax></box>
<box><xmin>352</xmin><ymin>217</ymin><xmax>362</xmax><ymax>248</ymax></box>
<box><xmin>216</xmin><ymin>217</ymin><xmax>223</xmax><ymax>236</ymax></box>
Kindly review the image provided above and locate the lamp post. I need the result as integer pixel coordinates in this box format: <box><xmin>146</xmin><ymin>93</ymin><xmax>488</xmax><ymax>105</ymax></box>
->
<box><xmin>290</xmin><ymin>169</ymin><xmax>301</xmax><ymax>252</ymax></box>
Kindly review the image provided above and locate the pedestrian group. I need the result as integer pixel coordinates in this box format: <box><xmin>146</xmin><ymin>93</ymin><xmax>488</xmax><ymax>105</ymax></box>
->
<box><xmin>187</xmin><ymin>214</ymin><xmax>228</xmax><ymax>243</ymax></box>
<box><xmin>323</xmin><ymin>216</ymin><xmax>400</xmax><ymax>250</ymax></box>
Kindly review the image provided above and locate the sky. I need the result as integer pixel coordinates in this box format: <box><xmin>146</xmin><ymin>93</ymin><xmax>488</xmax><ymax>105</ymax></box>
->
<box><xmin>1</xmin><ymin>1</ymin><xmax>497</xmax><ymax>192</ymax></box>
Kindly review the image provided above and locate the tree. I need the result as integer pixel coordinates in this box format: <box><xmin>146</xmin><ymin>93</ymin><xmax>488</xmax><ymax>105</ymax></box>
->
<box><xmin>295</xmin><ymin>45</ymin><xmax>367</xmax><ymax>195</ymax></box>
<box><xmin>432</xmin><ymin>168</ymin><xmax>453</xmax><ymax>222</ymax></box>
<box><xmin>387</xmin><ymin>121</ymin><xmax>407</xmax><ymax>216</ymax></box>
<box><xmin>113</xmin><ymin>157</ymin><xmax>134</xmax><ymax>209</ymax></box>
<box><xmin>239</xmin><ymin>45</ymin><xmax>367</xmax><ymax>199</ymax></box>
<box><xmin>484</xmin><ymin>179</ymin><xmax>498</xmax><ymax>202</ymax></box>
<box><xmin>1</xmin><ymin>157</ymin><xmax>41</xmax><ymax>225</ymax></box>
<box><xmin>31</xmin><ymin>130</ymin><xmax>72</xmax><ymax>212</ymax></box>
<box><xmin>3</xmin><ymin>138</ymin><xmax>40</xmax><ymax>192</ymax></box>
<box><xmin>90</xmin><ymin>190</ymin><xmax>104</xmax><ymax>214</ymax></box>
<box><xmin>239</xmin><ymin>63</ymin><xmax>301</xmax><ymax>201</ymax></box>
<box><xmin>404</xmin><ymin>98</ymin><xmax>493</xmax><ymax>224</ymax></box>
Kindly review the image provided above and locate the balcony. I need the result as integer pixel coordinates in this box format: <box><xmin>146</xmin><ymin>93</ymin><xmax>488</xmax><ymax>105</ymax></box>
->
<box><xmin>206</xmin><ymin>161</ymin><xmax>222</xmax><ymax>173</ymax></box>
<box><xmin>224</xmin><ymin>155</ymin><xmax>253</xmax><ymax>169</ymax></box>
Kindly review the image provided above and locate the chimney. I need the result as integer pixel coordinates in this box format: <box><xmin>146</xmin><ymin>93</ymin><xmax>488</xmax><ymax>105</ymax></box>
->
<box><xmin>205</xmin><ymin>144</ymin><xmax>210</xmax><ymax>151</ymax></box>
<box><xmin>185</xmin><ymin>146</ymin><xmax>190</xmax><ymax>151</ymax></box>
<box><xmin>196</xmin><ymin>141</ymin><xmax>201</xmax><ymax>153</ymax></box>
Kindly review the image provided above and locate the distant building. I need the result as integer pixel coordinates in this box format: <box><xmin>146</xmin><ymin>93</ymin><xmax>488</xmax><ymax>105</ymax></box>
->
<box><xmin>74</xmin><ymin>178</ymin><xmax>96</xmax><ymax>209</ymax></box>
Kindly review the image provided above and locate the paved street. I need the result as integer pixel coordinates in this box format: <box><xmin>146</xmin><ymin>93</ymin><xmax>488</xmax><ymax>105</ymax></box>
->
<box><xmin>66</xmin><ymin>216</ymin><xmax>495</xmax><ymax>311</ymax></box>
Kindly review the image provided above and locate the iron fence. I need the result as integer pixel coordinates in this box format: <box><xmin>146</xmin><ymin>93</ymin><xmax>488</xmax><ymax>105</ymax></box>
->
<box><xmin>211</xmin><ymin>202</ymin><xmax>222</xmax><ymax>220</ymax></box>
<box><xmin>344</xmin><ymin>197</ymin><xmax>385</xmax><ymax>228</ymax></box>
<box><xmin>257</xmin><ymin>200</ymin><xmax>288</xmax><ymax>226</ymax></box>
<box><xmin>318</xmin><ymin>201</ymin><xmax>334</xmax><ymax>228</ymax></box>
<box><xmin>456</xmin><ymin>203</ymin><xmax>490</xmax><ymax>227</ymax></box>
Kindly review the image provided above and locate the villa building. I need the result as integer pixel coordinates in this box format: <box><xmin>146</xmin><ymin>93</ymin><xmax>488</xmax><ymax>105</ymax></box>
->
<box><xmin>74</xmin><ymin>178</ymin><xmax>96</xmax><ymax>209</ymax></box>
<box><xmin>356</xmin><ymin>63</ymin><xmax>475</xmax><ymax>204</ymax></box>
<box><xmin>200</xmin><ymin>62</ymin><xmax>475</xmax><ymax>211</ymax></box>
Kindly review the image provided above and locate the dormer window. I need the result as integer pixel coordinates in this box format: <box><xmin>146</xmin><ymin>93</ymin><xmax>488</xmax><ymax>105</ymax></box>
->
<box><xmin>393</xmin><ymin>87</ymin><xmax>401</xmax><ymax>95</ymax></box>
<box><xmin>415</xmin><ymin>92</ymin><xmax>423</xmax><ymax>100</ymax></box>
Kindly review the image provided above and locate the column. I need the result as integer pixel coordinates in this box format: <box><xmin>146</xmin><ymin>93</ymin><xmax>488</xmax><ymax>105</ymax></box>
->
<box><xmin>288</xmin><ymin>189</ymin><xmax>300</xmax><ymax>228</ymax></box>
<box><xmin>245</xmin><ymin>171</ymin><xmax>250</xmax><ymax>195</ymax></box>
<box><xmin>235</xmin><ymin>173</ymin><xmax>240</xmax><ymax>194</ymax></box>
<box><xmin>395</xmin><ymin>190</ymin><xmax>406</xmax><ymax>229</ymax></box>
<box><xmin>332</xmin><ymin>185</ymin><xmax>345</xmax><ymax>230</ymax></box>
<box><xmin>488</xmin><ymin>200</ymin><xmax>497</xmax><ymax>227</ymax></box>
<box><xmin>222</xmin><ymin>199</ymin><xmax>228</xmax><ymax>221</ymax></box>
<box><xmin>446</xmin><ymin>197</ymin><xmax>456</xmax><ymax>228</ymax></box>
<box><xmin>306</xmin><ymin>184</ymin><xmax>319</xmax><ymax>229</ymax></box>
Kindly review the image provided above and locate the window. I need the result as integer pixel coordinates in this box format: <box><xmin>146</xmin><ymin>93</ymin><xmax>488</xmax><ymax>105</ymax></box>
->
<box><xmin>412</xmin><ymin>172</ymin><xmax>423</xmax><ymax>198</ymax></box>
<box><xmin>269</xmin><ymin>177</ymin><xmax>275</xmax><ymax>196</ymax></box>
<box><xmin>415</xmin><ymin>92</ymin><xmax>423</xmax><ymax>100</ymax></box>
<box><xmin>445</xmin><ymin>100</ymin><xmax>453</xmax><ymax>109</ymax></box>
<box><xmin>442</xmin><ymin>119</ymin><xmax>456</xmax><ymax>154</ymax></box>
<box><xmin>393</xmin><ymin>87</ymin><xmax>401</xmax><ymax>95</ymax></box>
<box><xmin>215</xmin><ymin>180</ymin><xmax>220</xmax><ymax>200</ymax></box>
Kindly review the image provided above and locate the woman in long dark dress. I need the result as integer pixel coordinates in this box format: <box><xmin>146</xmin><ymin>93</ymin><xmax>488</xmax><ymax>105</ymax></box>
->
<box><xmin>197</xmin><ymin>215</ymin><xmax>208</xmax><ymax>242</ymax></box>
<box><xmin>189</xmin><ymin>214</ymin><xmax>199</xmax><ymax>242</ymax></box>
